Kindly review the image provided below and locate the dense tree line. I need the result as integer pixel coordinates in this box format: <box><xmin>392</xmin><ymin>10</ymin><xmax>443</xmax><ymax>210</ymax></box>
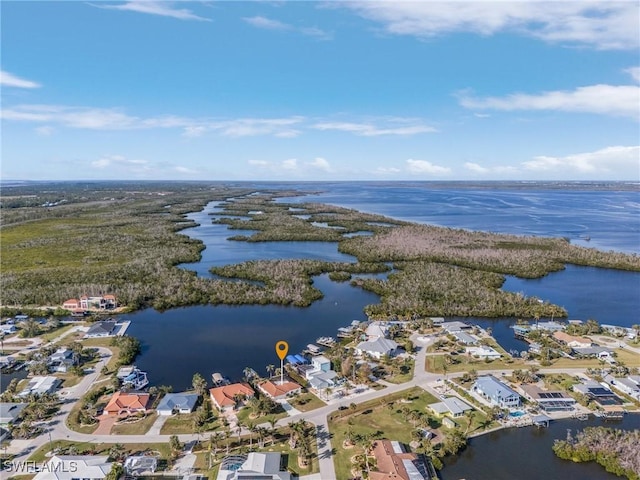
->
<box><xmin>553</xmin><ymin>427</ymin><xmax>640</xmax><ymax>479</ymax></box>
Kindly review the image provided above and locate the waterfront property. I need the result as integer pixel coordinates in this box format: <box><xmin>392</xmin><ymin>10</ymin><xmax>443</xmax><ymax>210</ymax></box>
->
<box><xmin>33</xmin><ymin>455</ymin><xmax>112</xmax><ymax>480</ymax></box>
<box><xmin>355</xmin><ymin>337</ymin><xmax>399</xmax><ymax>359</ymax></box>
<box><xmin>216</xmin><ymin>452</ymin><xmax>291</xmax><ymax>480</ymax></box>
<box><xmin>18</xmin><ymin>376</ymin><xmax>61</xmax><ymax>397</ymax></box>
<box><xmin>156</xmin><ymin>392</ymin><xmax>199</xmax><ymax>415</ymax></box>
<box><xmin>370</xmin><ymin>440</ymin><xmax>432</xmax><ymax>480</ymax></box>
<box><xmin>301</xmin><ymin>355</ymin><xmax>338</xmax><ymax>392</ymax></box>
<box><xmin>209</xmin><ymin>383</ymin><xmax>255</xmax><ymax>411</ymax></box>
<box><xmin>428</xmin><ymin>397</ymin><xmax>474</xmax><ymax>418</ymax></box>
<box><xmin>552</xmin><ymin>331</ymin><xmax>593</xmax><ymax>348</ymax></box>
<box><xmin>520</xmin><ymin>384</ymin><xmax>576</xmax><ymax>412</ymax></box>
<box><xmin>440</xmin><ymin>321</ymin><xmax>471</xmax><ymax>334</ymax></box>
<box><xmin>473</xmin><ymin>375</ymin><xmax>521</xmax><ymax>409</ymax></box>
<box><xmin>453</xmin><ymin>331</ymin><xmax>479</xmax><ymax>345</ymax></box>
<box><xmin>465</xmin><ymin>345</ymin><xmax>501</xmax><ymax>360</ymax></box>
<box><xmin>604</xmin><ymin>375</ymin><xmax>640</xmax><ymax>400</ymax></box>
<box><xmin>573</xmin><ymin>380</ymin><xmax>622</xmax><ymax>407</ymax></box>
<box><xmin>530</xmin><ymin>321</ymin><xmax>565</xmax><ymax>332</ymax></box>
<box><xmin>258</xmin><ymin>379</ymin><xmax>302</xmax><ymax>400</ymax></box>
<box><xmin>84</xmin><ymin>320</ymin><xmax>118</xmax><ymax>338</ymax></box>
<box><xmin>0</xmin><ymin>402</ymin><xmax>27</xmax><ymax>439</ymax></box>
<box><xmin>104</xmin><ymin>391</ymin><xmax>151</xmax><ymax>416</ymax></box>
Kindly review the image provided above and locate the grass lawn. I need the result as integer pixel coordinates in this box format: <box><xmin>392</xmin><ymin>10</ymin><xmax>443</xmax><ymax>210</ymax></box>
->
<box><xmin>383</xmin><ymin>358</ymin><xmax>415</xmax><ymax>384</ymax></box>
<box><xmin>194</xmin><ymin>433</ymin><xmax>319</xmax><ymax>477</ymax></box>
<box><xmin>425</xmin><ymin>354</ymin><xmax>525</xmax><ymax>373</ymax></box>
<box><xmin>40</xmin><ymin>324</ymin><xmax>77</xmax><ymax>343</ymax></box>
<box><xmin>160</xmin><ymin>413</ymin><xmax>222</xmax><ymax>435</ymax></box>
<box><xmin>236</xmin><ymin>406</ymin><xmax>288</xmax><ymax>428</ymax></box>
<box><xmin>549</xmin><ymin>348</ymin><xmax>640</xmax><ymax>368</ymax></box>
<box><xmin>328</xmin><ymin>386</ymin><xmax>438</xmax><ymax>480</ymax></box>
<box><xmin>288</xmin><ymin>392</ymin><xmax>326</xmax><ymax>412</ymax></box>
<box><xmin>111</xmin><ymin>412</ymin><xmax>158</xmax><ymax>435</ymax></box>
<box><xmin>28</xmin><ymin>439</ymin><xmax>171</xmax><ymax>463</ymax></box>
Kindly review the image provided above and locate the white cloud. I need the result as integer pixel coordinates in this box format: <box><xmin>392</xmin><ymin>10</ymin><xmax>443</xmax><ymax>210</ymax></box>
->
<box><xmin>281</xmin><ymin>158</ymin><xmax>298</xmax><ymax>170</ymax></box>
<box><xmin>1</xmin><ymin>70</ymin><xmax>41</xmax><ymax>88</ymax></box>
<box><xmin>1</xmin><ymin>104</ymin><xmax>305</xmax><ymax>137</ymax></box>
<box><xmin>523</xmin><ymin>145</ymin><xmax>640</xmax><ymax>174</ymax></box>
<box><xmin>248</xmin><ymin>159</ymin><xmax>270</xmax><ymax>167</ymax></box>
<box><xmin>313</xmin><ymin>119</ymin><xmax>436</xmax><ymax>136</ymax></box>
<box><xmin>345</xmin><ymin>2</ymin><xmax>639</xmax><ymax>50</ymax></box>
<box><xmin>89</xmin><ymin>154</ymin><xmax>199</xmax><ymax>178</ymax></box>
<box><xmin>626</xmin><ymin>66</ymin><xmax>640</xmax><ymax>83</ymax></box>
<box><xmin>459</xmin><ymin>84</ymin><xmax>640</xmax><ymax>119</ymax></box>
<box><xmin>243</xmin><ymin>15</ymin><xmax>331</xmax><ymax>40</ymax></box>
<box><xmin>406</xmin><ymin>159</ymin><xmax>451</xmax><ymax>175</ymax></box>
<box><xmin>210</xmin><ymin>117</ymin><xmax>304</xmax><ymax>138</ymax></box>
<box><xmin>91</xmin><ymin>1</ymin><xmax>211</xmax><ymax>21</ymax></box>
<box><xmin>464</xmin><ymin>162</ymin><xmax>489</xmax><ymax>173</ymax></box>
<box><xmin>373</xmin><ymin>166</ymin><xmax>402</xmax><ymax>175</ymax></box>
<box><xmin>307</xmin><ymin>157</ymin><xmax>333</xmax><ymax>172</ymax></box>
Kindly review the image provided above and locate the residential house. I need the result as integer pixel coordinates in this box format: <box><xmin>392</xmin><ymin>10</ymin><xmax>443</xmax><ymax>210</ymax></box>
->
<box><xmin>572</xmin><ymin>346</ymin><xmax>615</xmax><ymax>361</ymax></box>
<box><xmin>62</xmin><ymin>299</ymin><xmax>80</xmax><ymax>310</ymax></box>
<box><xmin>553</xmin><ymin>331</ymin><xmax>593</xmax><ymax>348</ymax></box>
<box><xmin>0</xmin><ymin>403</ymin><xmax>27</xmax><ymax>428</ymax></box>
<box><xmin>216</xmin><ymin>452</ymin><xmax>291</xmax><ymax>480</ymax></box>
<box><xmin>104</xmin><ymin>392</ymin><xmax>150</xmax><ymax>416</ymax></box>
<box><xmin>601</xmin><ymin>324</ymin><xmax>638</xmax><ymax>339</ymax></box>
<box><xmin>304</xmin><ymin>355</ymin><xmax>338</xmax><ymax>392</ymax></box>
<box><xmin>473</xmin><ymin>375</ymin><xmax>521</xmax><ymax>409</ymax></box>
<box><xmin>365</xmin><ymin>321</ymin><xmax>389</xmax><ymax>339</ymax></box>
<box><xmin>18</xmin><ymin>376</ymin><xmax>61</xmax><ymax>397</ymax></box>
<box><xmin>0</xmin><ymin>356</ymin><xmax>16</xmax><ymax>369</ymax></box>
<box><xmin>428</xmin><ymin>397</ymin><xmax>473</xmax><ymax>418</ymax></box>
<box><xmin>0</xmin><ymin>324</ymin><xmax>17</xmax><ymax>335</ymax></box>
<box><xmin>84</xmin><ymin>321</ymin><xmax>117</xmax><ymax>338</ymax></box>
<box><xmin>355</xmin><ymin>337</ymin><xmax>399</xmax><ymax>359</ymax></box>
<box><xmin>79</xmin><ymin>295</ymin><xmax>117</xmax><ymax>310</ymax></box>
<box><xmin>258</xmin><ymin>380</ymin><xmax>302</xmax><ymax>400</ymax></box>
<box><xmin>33</xmin><ymin>456</ymin><xmax>112</xmax><ymax>480</ymax></box>
<box><xmin>520</xmin><ymin>384</ymin><xmax>576</xmax><ymax>412</ymax></box>
<box><xmin>47</xmin><ymin>348</ymin><xmax>76</xmax><ymax>373</ymax></box>
<box><xmin>209</xmin><ymin>383</ymin><xmax>254</xmax><ymax>412</ymax></box>
<box><xmin>530</xmin><ymin>321</ymin><xmax>565</xmax><ymax>332</ymax></box>
<box><xmin>465</xmin><ymin>346</ymin><xmax>501</xmax><ymax>360</ymax></box>
<box><xmin>440</xmin><ymin>321</ymin><xmax>471</xmax><ymax>334</ymax></box>
<box><xmin>369</xmin><ymin>440</ymin><xmax>431</xmax><ymax>480</ymax></box>
<box><xmin>124</xmin><ymin>456</ymin><xmax>158</xmax><ymax>476</ymax></box>
<box><xmin>573</xmin><ymin>380</ymin><xmax>622</xmax><ymax>406</ymax></box>
<box><xmin>453</xmin><ymin>331</ymin><xmax>479</xmax><ymax>345</ymax></box>
<box><xmin>604</xmin><ymin>375</ymin><xmax>640</xmax><ymax>400</ymax></box>
<box><xmin>156</xmin><ymin>393</ymin><xmax>199</xmax><ymax>416</ymax></box>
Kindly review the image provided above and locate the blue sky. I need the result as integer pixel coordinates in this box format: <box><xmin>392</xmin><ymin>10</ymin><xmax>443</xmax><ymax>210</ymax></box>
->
<box><xmin>2</xmin><ymin>1</ymin><xmax>639</xmax><ymax>181</ymax></box>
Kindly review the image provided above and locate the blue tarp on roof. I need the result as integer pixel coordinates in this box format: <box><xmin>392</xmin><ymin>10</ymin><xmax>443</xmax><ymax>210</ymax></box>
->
<box><xmin>294</xmin><ymin>354</ymin><xmax>308</xmax><ymax>364</ymax></box>
<box><xmin>286</xmin><ymin>355</ymin><xmax>300</xmax><ymax>364</ymax></box>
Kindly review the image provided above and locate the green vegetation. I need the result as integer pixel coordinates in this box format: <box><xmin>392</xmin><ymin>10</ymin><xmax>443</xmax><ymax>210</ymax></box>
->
<box><xmin>2</xmin><ymin>182</ymin><xmax>638</xmax><ymax>318</ymax></box>
<box><xmin>553</xmin><ymin>427</ymin><xmax>640</xmax><ymax>479</ymax></box>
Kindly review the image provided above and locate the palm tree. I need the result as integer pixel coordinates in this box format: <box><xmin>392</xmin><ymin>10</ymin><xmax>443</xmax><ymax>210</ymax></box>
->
<box><xmin>266</xmin><ymin>364</ymin><xmax>275</xmax><ymax>379</ymax></box>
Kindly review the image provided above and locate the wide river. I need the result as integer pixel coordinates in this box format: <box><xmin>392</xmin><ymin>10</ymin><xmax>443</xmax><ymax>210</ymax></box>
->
<box><xmin>123</xmin><ymin>182</ymin><xmax>639</xmax><ymax>478</ymax></box>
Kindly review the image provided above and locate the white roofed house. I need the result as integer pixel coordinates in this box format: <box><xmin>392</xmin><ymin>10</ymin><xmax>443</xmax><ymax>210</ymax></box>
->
<box><xmin>472</xmin><ymin>375</ymin><xmax>521</xmax><ymax>409</ymax></box>
<box><xmin>33</xmin><ymin>456</ymin><xmax>112</xmax><ymax>480</ymax></box>
<box><xmin>355</xmin><ymin>337</ymin><xmax>399</xmax><ymax>359</ymax></box>
<box><xmin>216</xmin><ymin>452</ymin><xmax>290</xmax><ymax>480</ymax></box>
<box><xmin>428</xmin><ymin>397</ymin><xmax>473</xmax><ymax>418</ymax></box>
<box><xmin>604</xmin><ymin>375</ymin><xmax>640</xmax><ymax>400</ymax></box>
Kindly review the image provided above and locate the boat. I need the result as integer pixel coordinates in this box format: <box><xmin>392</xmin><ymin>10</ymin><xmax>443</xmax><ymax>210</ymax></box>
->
<box><xmin>316</xmin><ymin>336</ymin><xmax>336</xmax><ymax>347</ymax></box>
<box><xmin>211</xmin><ymin>372</ymin><xmax>230</xmax><ymax>386</ymax></box>
<box><xmin>305</xmin><ymin>344</ymin><xmax>321</xmax><ymax>355</ymax></box>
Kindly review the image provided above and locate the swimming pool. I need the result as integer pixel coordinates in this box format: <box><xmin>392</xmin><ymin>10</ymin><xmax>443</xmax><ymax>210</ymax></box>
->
<box><xmin>509</xmin><ymin>410</ymin><xmax>526</xmax><ymax>418</ymax></box>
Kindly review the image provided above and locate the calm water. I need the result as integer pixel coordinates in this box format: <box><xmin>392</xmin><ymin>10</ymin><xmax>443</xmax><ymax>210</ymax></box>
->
<box><xmin>177</xmin><ymin>201</ymin><xmax>356</xmax><ymax>277</ymax></box>
<box><xmin>273</xmin><ymin>182</ymin><xmax>640</xmax><ymax>254</ymax></box>
<box><xmin>125</xmin><ymin>274</ymin><xmax>379</xmax><ymax>389</ymax></box>
<box><xmin>132</xmin><ymin>182</ymin><xmax>639</xmax><ymax>386</ymax></box>
<box><xmin>441</xmin><ymin>414</ymin><xmax>640</xmax><ymax>480</ymax></box>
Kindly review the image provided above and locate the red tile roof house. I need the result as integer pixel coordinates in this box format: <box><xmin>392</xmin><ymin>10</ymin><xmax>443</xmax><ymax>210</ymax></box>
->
<box><xmin>63</xmin><ymin>299</ymin><xmax>80</xmax><ymax>309</ymax></box>
<box><xmin>258</xmin><ymin>380</ymin><xmax>302</xmax><ymax>400</ymax></box>
<box><xmin>104</xmin><ymin>392</ymin><xmax>150</xmax><ymax>417</ymax></box>
<box><xmin>209</xmin><ymin>383</ymin><xmax>255</xmax><ymax>412</ymax></box>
